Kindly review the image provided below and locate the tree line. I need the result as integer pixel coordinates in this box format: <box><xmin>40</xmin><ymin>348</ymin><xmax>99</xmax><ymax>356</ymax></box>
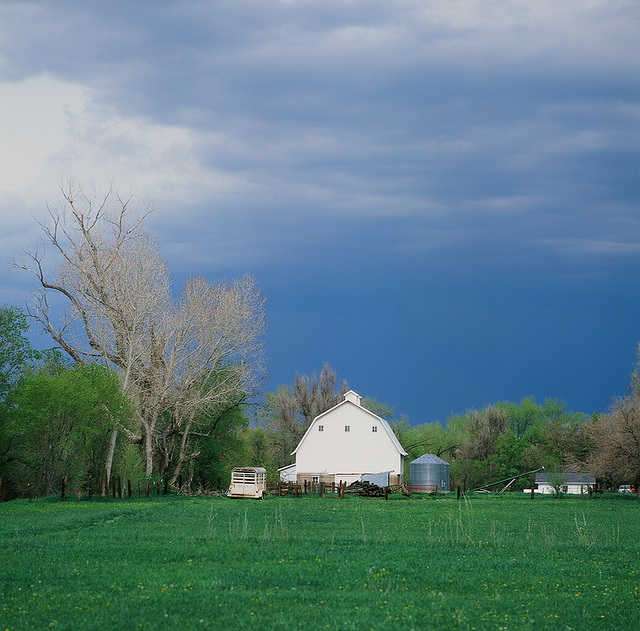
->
<box><xmin>3</xmin><ymin>308</ymin><xmax>639</xmax><ymax>500</ymax></box>
<box><xmin>1</xmin><ymin>185</ymin><xmax>639</xmax><ymax>498</ymax></box>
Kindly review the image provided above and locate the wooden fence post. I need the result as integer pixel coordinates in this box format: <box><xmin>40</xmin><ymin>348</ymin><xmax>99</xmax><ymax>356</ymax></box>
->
<box><xmin>88</xmin><ymin>475</ymin><xmax>93</xmax><ymax>501</ymax></box>
<box><xmin>146</xmin><ymin>479</ymin><xmax>150</xmax><ymax>498</ymax></box>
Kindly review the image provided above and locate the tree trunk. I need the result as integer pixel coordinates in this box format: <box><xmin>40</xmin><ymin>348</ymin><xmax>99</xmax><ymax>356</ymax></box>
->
<box><xmin>144</xmin><ymin>430</ymin><xmax>154</xmax><ymax>476</ymax></box>
<box><xmin>105</xmin><ymin>429</ymin><xmax>118</xmax><ymax>483</ymax></box>
<box><xmin>170</xmin><ymin>416</ymin><xmax>194</xmax><ymax>485</ymax></box>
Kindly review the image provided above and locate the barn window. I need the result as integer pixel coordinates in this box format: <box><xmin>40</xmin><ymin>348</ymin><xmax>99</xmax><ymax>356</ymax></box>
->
<box><xmin>318</xmin><ymin>425</ymin><xmax>324</xmax><ymax>432</ymax></box>
<box><xmin>345</xmin><ymin>425</ymin><xmax>350</xmax><ymax>432</ymax></box>
<box><xmin>372</xmin><ymin>426</ymin><xmax>377</xmax><ymax>432</ymax></box>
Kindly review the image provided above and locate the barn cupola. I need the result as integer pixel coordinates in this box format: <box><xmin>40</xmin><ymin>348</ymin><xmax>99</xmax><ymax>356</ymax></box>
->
<box><xmin>343</xmin><ymin>390</ymin><xmax>362</xmax><ymax>406</ymax></box>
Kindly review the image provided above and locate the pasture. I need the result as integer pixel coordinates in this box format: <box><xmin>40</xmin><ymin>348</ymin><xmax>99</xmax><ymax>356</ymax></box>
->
<box><xmin>1</xmin><ymin>492</ymin><xmax>639</xmax><ymax>630</ymax></box>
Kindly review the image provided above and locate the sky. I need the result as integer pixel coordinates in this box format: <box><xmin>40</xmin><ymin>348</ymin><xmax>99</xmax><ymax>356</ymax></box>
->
<box><xmin>1</xmin><ymin>0</ymin><xmax>639</xmax><ymax>425</ymax></box>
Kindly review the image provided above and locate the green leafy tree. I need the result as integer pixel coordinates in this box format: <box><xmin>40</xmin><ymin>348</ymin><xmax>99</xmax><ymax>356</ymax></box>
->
<box><xmin>0</xmin><ymin>305</ymin><xmax>40</xmax><ymax>406</ymax></box>
<box><xmin>4</xmin><ymin>358</ymin><xmax>130</xmax><ymax>497</ymax></box>
<box><xmin>496</xmin><ymin>396</ymin><xmax>591</xmax><ymax>471</ymax></box>
<box><xmin>489</xmin><ymin>433</ymin><xmax>535</xmax><ymax>490</ymax></box>
<box><xmin>452</xmin><ymin>457</ymin><xmax>491</xmax><ymax>492</ymax></box>
<box><xmin>421</xmin><ymin>396</ymin><xmax>591</xmax><ymax>492</ymax></box>
<box><xmin>361</xmin><ymin>397</ymin><xmax>396</xmax><ymax>420</ymax></box>
<box><xmin>0</xmin><ymin>306</ymin><xmax>41</xmax><ymax>479</ymax></box>
<box><xmin>397</xmin><ymin>420</ymin><xmax>458</xmax><ymax>461</ymax></box>
<box><xmin>496</xmin><ymin>397</ymin><xmax>544</xmax><ymax>441</ymax></box>
<box><xmin>191</xmin><ymin>404</ymin><xmax>282</xmax><ymax>491</ymax></box>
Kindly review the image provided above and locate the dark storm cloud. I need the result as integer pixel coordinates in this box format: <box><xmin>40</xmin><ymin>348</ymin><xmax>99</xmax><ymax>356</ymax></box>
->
<box><xmin>1</xmin><ymin>0</ymin><xmax>639</xmax><ymax>421</ymax></box>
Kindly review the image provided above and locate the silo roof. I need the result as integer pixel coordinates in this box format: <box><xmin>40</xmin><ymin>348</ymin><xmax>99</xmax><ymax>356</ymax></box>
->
<box><xmin>410</xmin><ymin>453</ymin><xmax>449</xmax><ymax>466</ymax></box>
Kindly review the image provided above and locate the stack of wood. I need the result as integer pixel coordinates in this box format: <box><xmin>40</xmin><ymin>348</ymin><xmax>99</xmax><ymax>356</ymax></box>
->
<box><xmin>345</xmin><ymin>480</ymin><xmax>389</xmax><ymax>498</ymax></box>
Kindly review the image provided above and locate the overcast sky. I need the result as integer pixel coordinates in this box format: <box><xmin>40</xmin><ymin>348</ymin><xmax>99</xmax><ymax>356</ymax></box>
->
<box><xmin>1</xmin><ymin>0</ymin><xmax>639</xmax><ymax>424</ymax></box>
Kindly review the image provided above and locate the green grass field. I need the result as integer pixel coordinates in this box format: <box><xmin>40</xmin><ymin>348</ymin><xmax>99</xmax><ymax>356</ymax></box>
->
<box><xmin>1</xmin><ymin>492</ymin><xmax>639</xmax><ymax>630</ymax></box>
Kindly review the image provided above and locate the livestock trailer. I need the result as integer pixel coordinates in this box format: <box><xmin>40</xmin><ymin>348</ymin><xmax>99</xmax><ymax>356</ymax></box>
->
<box><xmin>227</xmin><ymin>467</ymin><xmax>267</xmax><ymax>499</ymax></box>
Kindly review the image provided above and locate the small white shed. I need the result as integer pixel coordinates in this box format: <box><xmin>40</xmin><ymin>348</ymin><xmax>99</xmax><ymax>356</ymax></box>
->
<box><xmin>277</xmin><ymin>464</ymin><xmax>297</xmax><ymax>483</ymax></box>
<box><xmin>534</xmin><ymin>472</ymin><xmax>595</xmax><ymax>495</ymax></box>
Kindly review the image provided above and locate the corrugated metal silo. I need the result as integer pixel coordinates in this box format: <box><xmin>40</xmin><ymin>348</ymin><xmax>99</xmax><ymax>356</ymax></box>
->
<box><xmin>409</xmin><ymin>453</ymin><xmax>450</xmax><ymax>492</ymax></box>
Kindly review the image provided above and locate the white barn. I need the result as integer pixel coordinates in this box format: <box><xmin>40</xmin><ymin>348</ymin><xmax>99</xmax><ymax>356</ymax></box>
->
<box><xmin>291</xmin><ymin>390</ymin><xmax>407</xmax><ymax>487</ymax></box>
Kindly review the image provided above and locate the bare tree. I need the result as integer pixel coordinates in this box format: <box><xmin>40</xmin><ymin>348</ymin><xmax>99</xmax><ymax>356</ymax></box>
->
<box><xmin>13</xmin><ymin>183</ymin><xmax>266</xmax><ymax>483</ymax></box>
<box><xmin>454</xmin><ymin>405</ymin><xmax>509</xmax><ymax>463</ymax></box>
<box><xmin>265</xmin><ymin>364</ymin><xmax>347</xmax><ymax>466</ymax></box>
<box><xmin>160</xmin><ymin>274</ymin><xmax>266</xmax><ymax>485</ymax></box>
<box><xmin>589</xmin><ymin>396</ymin><xmax>640</xmax><ymax>491</ymax></box>
<box><xmin>589</xmin><ymin>346</ymin><xmax>640</xmax><ymax>492</ymax></box>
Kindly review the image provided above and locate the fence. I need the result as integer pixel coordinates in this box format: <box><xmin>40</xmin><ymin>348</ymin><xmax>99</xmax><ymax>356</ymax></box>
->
<box><xmin>272</xmin><ymin>480</ymin><xmax>354</xmax><ymax>497</ymax></box>
<box><xmin>0</xmin><ymin>476</ymin><xmax>400</xmax><ymax>502</ymax></box>
<box><xmin>0</xmin><ymin>473</ymin><xmax>189</xmax><ymax>502</ymax></box>
<box><xmin>271</xmin><ymin>480</ymin><xmax>343</xmax><ymax>497</ymax></box>
<box><xmin>406</xmin><ymin>484</ymin><xmax>440</xmax><ymax>493</ymax></box>
<box><xmin>271</xmin><ymin>479</ymin><xmax>402</xmax><ymax>499</ymax></box>
<box><xmin>77</xmin><ymin>472</ymin><xmax>188</xmax><ymax>500</ymax></box>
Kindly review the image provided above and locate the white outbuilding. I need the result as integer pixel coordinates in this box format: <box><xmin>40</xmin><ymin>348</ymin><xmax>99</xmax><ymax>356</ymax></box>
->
<box><xmin>277</xmin><ymin>463</ymin><xmax>297</xmax><ymax>483</ymax></box>
<box><xmin>534</xmin><ymin>472</ymin><xmax>595</xmax><ymax>495</ymax></box>
<box><xmin>291</xmin><ymin>390</ymin><xmax>407</xmax><ymax>487</ymax></box>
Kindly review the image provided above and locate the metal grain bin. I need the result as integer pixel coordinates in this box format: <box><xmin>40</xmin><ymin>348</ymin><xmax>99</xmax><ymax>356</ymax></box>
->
<box><xmin>409</xmin><ymin>454</ymin><xmax>450</xmax><ymax>492</ymax></box>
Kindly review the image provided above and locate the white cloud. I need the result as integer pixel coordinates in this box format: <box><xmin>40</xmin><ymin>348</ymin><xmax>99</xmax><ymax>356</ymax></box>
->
<box><xmin>0</xmin><ymin>73</ymin><xmax>249</xmax><ymax>218</ymax></box>
<box><xmin>0</xmin><ymin>75</ymin><xmax>87</xmax><ymax>195</ymax></box>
